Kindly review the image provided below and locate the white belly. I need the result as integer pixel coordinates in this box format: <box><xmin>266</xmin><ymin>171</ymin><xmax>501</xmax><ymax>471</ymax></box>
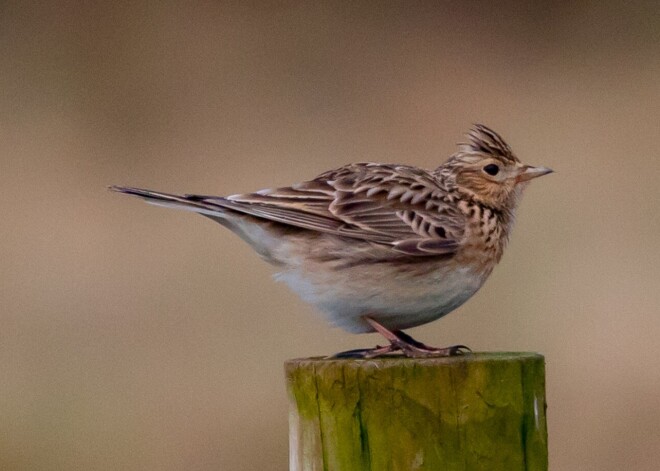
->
<box><xmin>276</xmin><ymin>263</ymin><xmax>487</xmax><ymax>333</ymax></box>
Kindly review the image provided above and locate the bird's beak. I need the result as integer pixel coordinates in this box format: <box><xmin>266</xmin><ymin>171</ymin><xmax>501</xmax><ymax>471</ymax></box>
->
<box><xmin>516</xmin><ymin>165</ymin><xmax>553</xmax><ymax>183</ymax></box>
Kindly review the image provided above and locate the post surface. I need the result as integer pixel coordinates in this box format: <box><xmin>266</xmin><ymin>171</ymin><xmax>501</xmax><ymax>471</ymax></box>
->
<box><xmin>286</xmin><ymin>353</ymin><xmax>547</xmax><ymax>471</ymax></box>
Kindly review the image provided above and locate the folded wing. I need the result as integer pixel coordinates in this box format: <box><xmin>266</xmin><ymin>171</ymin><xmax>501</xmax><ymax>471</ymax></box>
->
<box><xmin>192</xmin><ymin>163</ymin><xmax>466</xmax><ymax>257</ymax></box>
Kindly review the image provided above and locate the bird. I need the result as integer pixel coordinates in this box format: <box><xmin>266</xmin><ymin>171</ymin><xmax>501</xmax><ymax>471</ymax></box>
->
<box><xmin>111</xmin><ymin>124</ymin><xmax>552</xmax><ymax>358</ymax></box>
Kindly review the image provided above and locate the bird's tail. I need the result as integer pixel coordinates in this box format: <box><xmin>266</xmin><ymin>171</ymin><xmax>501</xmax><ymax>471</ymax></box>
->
<box><xmin>108</xmin><ymin>186</ymin><xmax>227</xmax><ymax>218</ymax></box>
<box><xmin>110</xmin><ymin>185</ymin><xmax>285</xmax><ymax>262</ymax></box>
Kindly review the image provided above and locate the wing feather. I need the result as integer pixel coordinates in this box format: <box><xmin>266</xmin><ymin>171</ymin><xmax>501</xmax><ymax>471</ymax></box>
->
<box><xmin>191</xmin><ymin>163</ymin><xmax>466</xmax><ymax>257</ymax></box>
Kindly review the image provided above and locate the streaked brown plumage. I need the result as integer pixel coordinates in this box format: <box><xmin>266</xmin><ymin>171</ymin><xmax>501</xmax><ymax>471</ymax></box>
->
<box><xmin>111</xmin><ymin>124</ymin><xmax>552</xmax><ymax>357</ymax></box>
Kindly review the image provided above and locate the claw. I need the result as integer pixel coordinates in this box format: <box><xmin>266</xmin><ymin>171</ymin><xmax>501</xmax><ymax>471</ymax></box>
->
<box><xmin>448</xmin><ymin>344</ymin><xmax>472</xmax><ymax>355</ymax></box>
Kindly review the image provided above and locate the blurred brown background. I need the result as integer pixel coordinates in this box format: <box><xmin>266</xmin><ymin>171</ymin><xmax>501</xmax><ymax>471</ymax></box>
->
<box><xmin>1</xmin><ymin>2</ymin><xmax>659</xmax><ymax>470</ymax></box>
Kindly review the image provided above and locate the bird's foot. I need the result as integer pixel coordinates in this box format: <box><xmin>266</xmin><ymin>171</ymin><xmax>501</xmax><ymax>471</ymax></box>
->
<box><xmin>329</xmin><ymin>344</ymin><xmax>401</xmax><ymax>359</ymax></box>
<box><xmin>390</xmin><ymin>328</ymin><xmax>471</xmax><ymax>358</ymax></box>
<box><xmin>327</xmin><ymin>317</ymin><xmax>471</xmax><ymax>359</ymax></box>
<box><xmin>393</xmin><ymin>340</ymin><xmax>471</xmax><ymax>358</ymax></box>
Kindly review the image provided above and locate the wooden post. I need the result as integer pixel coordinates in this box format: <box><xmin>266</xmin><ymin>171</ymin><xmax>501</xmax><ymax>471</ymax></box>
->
<box><xmin>285</xmin><ymin>353</ymin><xmax>547</xmax><ymax>471</ymax></box>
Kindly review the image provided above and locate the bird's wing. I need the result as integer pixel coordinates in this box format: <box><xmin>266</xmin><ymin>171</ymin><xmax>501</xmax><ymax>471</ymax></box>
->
<box><xmin>195</xmin><ymin>163</ymin><xmax>466</xmax><ymax>256</ymax></box>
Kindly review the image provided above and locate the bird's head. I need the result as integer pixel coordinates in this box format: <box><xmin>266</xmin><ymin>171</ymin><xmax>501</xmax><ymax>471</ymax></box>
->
<box><xmin>440</xmin><ymin>124</ymin><xmax>552</xmax><ymax>211</ymax></box>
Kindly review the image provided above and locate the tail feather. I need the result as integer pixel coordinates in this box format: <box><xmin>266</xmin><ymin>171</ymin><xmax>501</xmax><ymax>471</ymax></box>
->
<box><xmin>110</xmin><ymin>185</ymin><xmax>285</xmax><ymax>260</ymax></box>
<box><xmin>108</xmin><ymin>185</ymin><xmax>228</xmax><ymax>218</ymax></box>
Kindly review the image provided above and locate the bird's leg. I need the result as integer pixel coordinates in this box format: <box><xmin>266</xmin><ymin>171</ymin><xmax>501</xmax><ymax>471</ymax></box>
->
<box><xmin>365</xmin><ymin>317</ymin><xmax>471</xmax><ymax>358</ymax></box>
<box><xmin>328</xmin><ymin>317</ymin><xmax>471</xmax><ymax>359</ymax></box>
<box><xmin>328</xmin><ymin>317</ymin><xmax>405</xmax><ymax>359</ymax></box>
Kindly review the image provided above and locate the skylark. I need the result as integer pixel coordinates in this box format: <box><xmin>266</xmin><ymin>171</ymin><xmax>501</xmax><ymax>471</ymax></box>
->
<box><xmin>111</xmin><ymin>124</ymin><xmax>552</xmax><ymax>358</ymax></box>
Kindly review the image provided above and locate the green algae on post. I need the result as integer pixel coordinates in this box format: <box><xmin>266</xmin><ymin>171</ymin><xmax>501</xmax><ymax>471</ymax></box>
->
<box><xmin>286</xmin><ymin>353</ymin><xmax>547</xmax><ymax>471</ymax></box>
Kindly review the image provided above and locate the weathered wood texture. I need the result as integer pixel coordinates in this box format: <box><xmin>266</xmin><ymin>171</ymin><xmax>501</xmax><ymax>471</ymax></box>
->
<box><xmin>286</xmin><ymin>353</ymin><xmax>547</xmax><ymax>471</ymax></box>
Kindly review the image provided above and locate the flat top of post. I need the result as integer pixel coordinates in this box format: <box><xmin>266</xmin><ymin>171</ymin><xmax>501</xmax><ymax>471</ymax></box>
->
<box><xmin>286</xmin><ymin>351</ymin><xmax>544</xmax><ymax>368</ymax></box>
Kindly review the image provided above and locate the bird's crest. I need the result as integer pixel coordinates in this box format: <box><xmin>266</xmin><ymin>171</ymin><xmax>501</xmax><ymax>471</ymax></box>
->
<box><xmin>460</xmin><ymin>124</ymin><xmax>519</xmax><ymax>163</ymax></box>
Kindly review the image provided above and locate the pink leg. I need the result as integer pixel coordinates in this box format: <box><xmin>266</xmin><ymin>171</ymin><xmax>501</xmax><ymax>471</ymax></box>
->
<box><xmin>330</xmin><ymin>316</ymin><xmax>470</xmax><ymax>359</ymax></box>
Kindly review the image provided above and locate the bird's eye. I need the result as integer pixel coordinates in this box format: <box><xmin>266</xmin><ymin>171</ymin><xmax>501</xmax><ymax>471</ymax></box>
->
<box><xmin>483</xmin><ymin>164</ymin><xmax>500</xmax><ymax>176</ymax></box>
